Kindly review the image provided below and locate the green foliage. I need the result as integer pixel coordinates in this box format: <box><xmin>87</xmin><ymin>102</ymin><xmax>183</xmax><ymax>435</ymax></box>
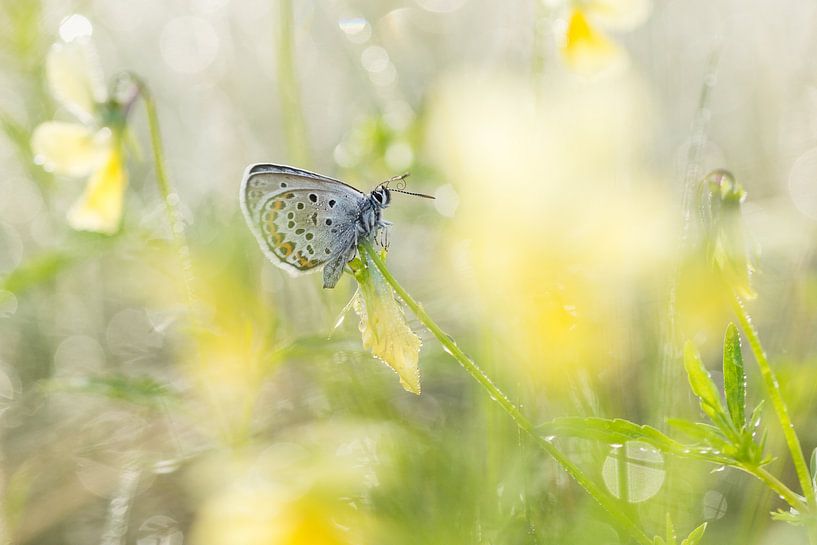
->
<box><xmin>679</xmin><ymin>331</ymin><xmax>768</xmax><ymax>466</ymax></box>
<box><xmin>683</xmin><ymin>341</ymin><xmax>732</xmax><ymax>435</ymax></box>
<box><xmin>652</xmin><ymin>517</ymin><xmax>707</xmax><ymax>545</ymax></box>
<box><xmin>722</xmin><ymin>323</ymin><xmax>746</xmax><ymax>430</ymax></box>
<box><xmin>771</xmin><ymin>508</ymin><xmax>817</xmax><ymax>528</ymax></box>
<box><xmin>44</xmin><ymin>374</ymin><xmax>177</xmax><ymax>408</ymax></box>
<box><xmin>545</xmin><ymin>416</ymin><xmax>731</xmax><ymax>464</ymax></box>
<box><xmin>1</xmin><ymin>251</ymin><xmax>72</xmax><ymax>294</ymax></box>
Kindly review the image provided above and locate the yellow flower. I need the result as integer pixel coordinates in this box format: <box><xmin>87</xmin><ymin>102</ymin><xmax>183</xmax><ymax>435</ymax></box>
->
<box><xmin>188</xmin><ymin>424</ymin><xmax>385</xmax><ymax>545</ymax></box>
<box><xmin>428</xmin><ymin>71</ymin><xmax>671</xmax><ymax>387</ymax></box>
<box><xmin>193</xmin><ymin>488</ymin><xmax>366</xmax><ymax>545</ymax></box>
<box><xmin>560</xmin><ymin>0</ymin><xmax>651</xmax><ymax>74</ymax></box>
<box><xmin>350</xmin><ymin>251</ymin><xmax>422</xmax><ymax>395</ymax></box>
<box><xmin>31</xmin><ymin>37</ymin><xmax>130</xmax><ymax>234</ymax></box>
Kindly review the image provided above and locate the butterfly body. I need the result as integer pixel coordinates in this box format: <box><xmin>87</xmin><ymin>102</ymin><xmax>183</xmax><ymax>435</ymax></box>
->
<box><xmin>240</xmin><ymin>163</ymin><xmax>392</xmax><ymax>288</ymax></box>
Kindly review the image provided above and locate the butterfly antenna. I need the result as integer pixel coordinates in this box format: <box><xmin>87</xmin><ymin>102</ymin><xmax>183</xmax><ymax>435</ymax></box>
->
<box><xmin>382</xmin><ymin>173</ymin><xmax>435</xmax><ymax>199</ymax></box>
<box><xmin>391</xmin><ymin>188</ymin><xmax>435</xmax><ymax>199</ymax></box>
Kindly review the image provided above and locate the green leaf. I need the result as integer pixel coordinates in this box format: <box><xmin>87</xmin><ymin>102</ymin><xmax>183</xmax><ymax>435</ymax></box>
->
<box><xmin>811</xmin><ymin>447</ymin><xmax>817</xmax><ymax>493</ymax></box>
<box><xmin>1</xmin><ymin>251</ymin><xmax>72</xmax><ymax>294</ymax></box>
<box><xmin>681</xmin><ymin>522</ymin><xmax>707</xmax><ymax>545</ymax></box>
<box><xmin>544</xmin><ymin>417</ymin><xmax>731</xmax><ymax>464</ymax></box>
<box><xmin>771</xmin><ymin>508</ymin><xmax>806</xmax><ymax>527</ymax></box>
<box><xmin>44</xmin><ymin>374</ymin><xmax>176</xmax><ymax>407</ymax></box>
<box><xmin>665</xmin><ymin>513</ymin><xmax>676</xmax><ymax>544</ymax></box>
<box><xmin>545</xmin><ymin>417</ymin><xmax>677</xmax><ymax>450</ymax></box>
<box><xmin>722</xmin><ymin>323</ymin><xmax>746</xmax><ymax>430</ymax></box>
<box><xmin>663</xmin><ymin>420</ymin><xmax>733</xmax><ymax>462</ymax></box>
<box><xmin>683</xmin><ymin>341</ymin><xmax>732</xmax><ymax>433</ymax></box>
<box><xmin>749</xmin><ymin>400</ymin><xmax>765</xmax><ymax>430</ymax></box>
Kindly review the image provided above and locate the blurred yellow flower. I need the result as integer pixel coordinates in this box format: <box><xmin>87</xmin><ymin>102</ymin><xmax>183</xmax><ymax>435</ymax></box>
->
<box><xmin>560</xmin><ymin>0</ymin><xmax>651</xmax><ymax>74</ymax></box>
<box><xmin>182</xmin><ymin>251</ymin><xmax>278</xmax><ymax>445</ymax></box>
<box><xmin>31</xmin><ymin>37</ymin><xmax>130</xmax><ymax>234</ymax></box>
<box><xmin>193</xmin><ymin>488</ymin><xmax>365</xmax><ymax>545</ymax></box>
<box><xmin>428</xmin><ymin>71</ymin><xmax>671</xmax><ymax>387</ymax></box>
<box><xmin>188</xmin><ymin>424</ymin><xmax>385</xmax><ymax>545</ymax></box>
<box><xmin>351</xmin><ymin>252</ymin><xmax>422</xmax><ymax>395</ymax></box>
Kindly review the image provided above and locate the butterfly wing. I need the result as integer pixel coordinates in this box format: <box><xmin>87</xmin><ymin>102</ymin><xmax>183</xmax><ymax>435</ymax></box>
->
<box><xmin>240</xmin><ymin>164</ymin><xmax>364</xmax><ymax>279</ymax></box>
<box><xmin>241</xmin><ymin>163</ymin><xmax>364</xmax><ymax>213</ymax></box>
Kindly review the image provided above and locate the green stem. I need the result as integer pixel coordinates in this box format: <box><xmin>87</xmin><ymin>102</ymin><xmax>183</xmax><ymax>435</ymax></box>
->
<box><xmin>360</xmin><ymin>242</ymin><xmax>651</xmax><ymax>545</ymax></box>
<box><xmin>738</xmin><ymin>464</ymin><xmax>805</xmax><ymax>512</ymax></box>
<box><xmin>140</xmin><ymin>84</ymin><xmax>198</xmax><ymax>311</ymax></box>
<box><xmin>277</xmin><ymin>0</ymin><xmax>311</xmax><ymax>167</ymax></box>
<box><xmin>732</xmin><ymin>295</ymin><xmax>817</xmax><ymax>540</ymax></box>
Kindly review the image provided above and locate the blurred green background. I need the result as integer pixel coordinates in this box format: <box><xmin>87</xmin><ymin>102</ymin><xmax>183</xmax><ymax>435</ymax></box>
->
<box><xmin>2</xmin><ymin>0</ymin><xmax>817</xmax><ymax>544</ymax></box>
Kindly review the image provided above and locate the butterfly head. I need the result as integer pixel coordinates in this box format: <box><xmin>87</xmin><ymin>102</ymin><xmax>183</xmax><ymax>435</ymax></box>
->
<box><xmin>370</xmin><ymin>185</ymin><xmax>392</xmax><ymax>209</ymax></box>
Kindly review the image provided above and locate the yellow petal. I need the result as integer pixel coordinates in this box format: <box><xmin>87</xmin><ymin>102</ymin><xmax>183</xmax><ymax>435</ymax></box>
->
<box><xmin>582</xmin><ymin>0</ymin><xmax>651</xmax><ymax>31</ymax></box>
<box><xmin>46</xmin><ymin>39</ymin><xmax>107</xmax><ymax>123</ymax></box>
<box><xmin>31</xmin><ymin>122</ymin><xmax>111</xmax><ymax>177</ymax></box>
<box><xmin>352</xmin><ymin>252</ymin><xmax>421</xmax><ymax>395</ymax></box>
<box><xmin>561</xmin><ymin>9</ymin><xmax>625</xmax><ymax>74</ymax></box>
<box><xmin>67</xmin><ymin>145</ymin><xmax>127</xmax><ymax>234</ymax></box>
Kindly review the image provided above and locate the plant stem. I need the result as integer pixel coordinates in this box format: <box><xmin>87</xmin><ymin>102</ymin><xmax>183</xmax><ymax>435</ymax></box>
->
<box><xmin>277</xmin><ymin>0</ymin><xmax>311</xmax><ymax>167</ymax></box>
<box><xmin>738</xmin><ymin>464</ymin><xmax>805</xmax><ymax>512</ymax></box>
<box><xmin>140</xmin><ymin>83</ymin><xmax>198</xmax><ymax>311</ymax></box>
<box><xmin>360</xmin><ymin>242</ymin><xmax>652</xmax><ymax>545</ymax></box>
<box><xmin>732</xmin><ymin>295</ymin><xmax>817</xmax><ymax>541</ymax></box>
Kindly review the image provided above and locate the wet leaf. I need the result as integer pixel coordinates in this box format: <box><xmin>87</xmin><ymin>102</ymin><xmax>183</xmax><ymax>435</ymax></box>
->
<box><xmin>351</xmin><ymin>250</ymin><xmax>421</xmax><ymax>395</ymax></box>
<box><xmin>722</xmin><ymin>323</ymin><xmax>746</xmax><ymax>430</ymax></box>
<box><xmin>683</xmin><ymin>341</ymin><xmax>731</xmax><ymax>433</ymax></box>
<box><xmin>681</xmin><ymin>522</ymin><xmax>707</xmax><ymax>545</ymax></box>
<box><xmin>811</xmin><ymin>447</ymin><xmax>817</xmax><ymax>494</ymax></box>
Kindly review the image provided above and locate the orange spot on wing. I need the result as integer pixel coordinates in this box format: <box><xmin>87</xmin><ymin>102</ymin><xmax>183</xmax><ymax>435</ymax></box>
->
<box><xmin>272</xmin><ymin>200</ymin><xmax>285</xmax><ymax>210</ymax></box>
<box><xmin>278</xmin><ymin>241</ymin><xmax>294</xmax><ymax>257</ymax></box>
